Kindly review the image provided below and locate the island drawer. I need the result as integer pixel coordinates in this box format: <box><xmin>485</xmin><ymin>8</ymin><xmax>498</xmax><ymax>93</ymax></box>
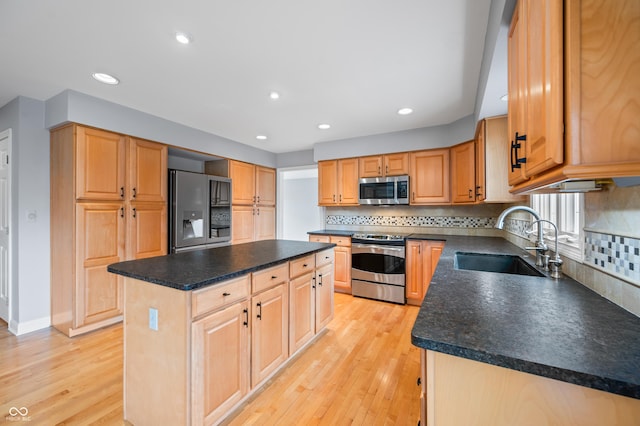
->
<box><xmin>316</xmin><ymin>249</ymin><xmax>334</xmax><ymax>267</ymax></box>
<box><xmin>192</xmin><ymin>274</ymin><xmax>250</xmax><ymax>318</ymax></box>
<box><xmin>290</xmin><ymin>255</ymin><xmax>315</xmax><ymax>279</ymax></box>
<box><xmin>329</xmin><ymin>236</ymin><xmax>351</xmax><ymax>247</ymax></box>
<box><xmin>309</xmin><ymin>235</ymin><xmax>330</xmax><ymax>243</ymax></box>
<box><xmin>252</xmin><ymin>263</ymin><xmax>289</xmax><ymax>294</ymax></box>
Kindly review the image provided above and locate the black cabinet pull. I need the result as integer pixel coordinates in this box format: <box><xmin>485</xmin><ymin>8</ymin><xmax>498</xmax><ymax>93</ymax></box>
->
<box><xmin>120</xmin><ymin>207</ymin><xmax>124</xmax><ymax>218</ymax></box>
<box><xmin>475</xmin><ymin>185</ymin><xmax>483</xmax><ymax>197</ymax></box>
<box><xmin>271</xmin><ymin>275</ymin><xmax>277</xmax><ymax>279</ymax></box>
<box><xmin>510</xmin><ymin>132</ymin><xmax>527</xmax><ymax>172</ymax></box>
<box><xmin>120</xmin><ymin>187</ymin><xmax>124</xmax><ymax>198</ymax></box>
<box><xmin>312</xmin><ymin>276</ymin><xmax>316</xmax><ymax>289</ymax></box>
<box><xmin>303</xmin><ymin>263</ymin><xmax>308</xmax><ymax>267</ymax></box>
<box><xmin>222</xmin><ymin>292</ymin><xmax>230</xmax><ymax>296</ymax></box>
<box><xmin>256</xmin><ymin>302</ymin><xmax>262</xmax><ymax>320</ymax></box>
<box><xmin>132</xmin><ymin>207</ymin><xmax>136</xmax><ymax>218</ymax></box>
<box><xmin>243</xmin><ymin>308</ymin><xmax>248</xmax><ymax>327</ymax></box>
<box><xmin>417</xmin><ymin>377</ymin><xmax>421</xmax><ymax>386</ymax></box>
<box><xmin>318</xmin><ymin>274</ymin><xmax>323</xmax><ymax>286</ymax></box>
<box><xmin>132</xmin><ymin>187</ymin><xmax>137</xmax><ymax>198</ymax></box>
<box><xmin>468</xmin><ymin>189</ymin><xmax>473</xmax><ymax>199</ymax></box>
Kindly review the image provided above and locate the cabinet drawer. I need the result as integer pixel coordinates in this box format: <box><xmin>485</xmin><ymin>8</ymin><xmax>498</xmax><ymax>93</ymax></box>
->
<box><xmin>330</xmin><ymin>236</ymin><xmax>351</xmax><ymax>247</ymax></box>
<box><xmin>192</xmin><ymin>275</ymin><xmax>250</xmax><ymax>319</ymax></box>
<box><xmin>290</xmin><ymin>255</ymin><xmax>315</xmax><ymax>279</ymax></box>
<box><xmin>316</xmin><ymin>249</ymin><xmax>334</xmax><ymax>267</ymax></box>
<box><xmin>252</xmin><ymin>263</ymin><xmax>289</xmax><ymax>294</ymax></box>
<box><xmin>309</xmin><ymin>234</ymin><xmax>330</xmax><ymax>243</ymax></box>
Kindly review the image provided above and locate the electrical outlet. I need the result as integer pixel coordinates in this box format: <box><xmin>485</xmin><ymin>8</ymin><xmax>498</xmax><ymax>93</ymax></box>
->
<box><xmin>149</xmin><ymin>308</ymin><xmax>158</xmax><ymax>331</ymax></box>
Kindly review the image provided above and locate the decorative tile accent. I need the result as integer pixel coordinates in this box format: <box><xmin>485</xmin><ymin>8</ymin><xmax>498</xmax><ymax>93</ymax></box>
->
<box><xmin>502</xmin><ymin>218</ymin><xmax>533</xmax><ymax>238</ymax></box>
<box><xmin>325</xmin><ymin>215</ymin><xmax>496</xmax><ymax>228</ymax></box>
<box><xmin>585</xmin><ymin>231</ymin><xmax>640</xmax><ymax>285</ymax></box>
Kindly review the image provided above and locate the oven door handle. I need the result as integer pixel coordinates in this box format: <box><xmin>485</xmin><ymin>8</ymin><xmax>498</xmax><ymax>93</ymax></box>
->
<box><xmin>352</xmin><ymin>244</ymin><xmax>405</xmax><ymax>255</ymax></box>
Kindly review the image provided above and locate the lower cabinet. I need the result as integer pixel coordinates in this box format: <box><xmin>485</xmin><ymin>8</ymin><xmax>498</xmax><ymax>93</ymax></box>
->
<box><xmin>406</xmin><ymin>240</ymin><xmax>445</xmax><ymax>306</ymax></box>
<box><xmin>315</xmin><ymin>259</ymin><xmax>335</xmax><ymax>330</ymax></box>
<box><xmin>309</xmin><ymin>234</ymin><xmax>351</xmax><ymax>294</ymax></box>
<box><xmin>232</xmin><ymin>205</ymin><xmax>276</xmax><ymax>244</ymax></box>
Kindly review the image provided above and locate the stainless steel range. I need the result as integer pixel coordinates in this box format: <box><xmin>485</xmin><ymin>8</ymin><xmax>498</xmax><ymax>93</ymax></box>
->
<box><xmin>351</xmin><ymin>233</ymin><xmax>406</xmax><ymax>304</ymax></box>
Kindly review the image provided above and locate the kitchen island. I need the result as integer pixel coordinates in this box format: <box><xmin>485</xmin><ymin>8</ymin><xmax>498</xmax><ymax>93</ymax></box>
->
<box><xmin>409</xmin><ymin>235</ymin><xmax>640</xmax><ymax>425</ymax></box>
<box><xmin>108</xmin><ymin>239</ymin><xmax>335</xmax><ymax>426</ymax></box>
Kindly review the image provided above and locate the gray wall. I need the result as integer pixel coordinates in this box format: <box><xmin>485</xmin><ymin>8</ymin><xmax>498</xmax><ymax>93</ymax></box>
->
<box><xmin>0</xmin><ymin>97</ymin><xmax>50</xmax><ymax>334</ymax></box>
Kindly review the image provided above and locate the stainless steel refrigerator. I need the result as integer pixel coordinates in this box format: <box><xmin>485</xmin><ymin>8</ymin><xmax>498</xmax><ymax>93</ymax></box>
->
<box><xmin>169</xmin><ymin>169</ymin><xmax>232</xmax><ymax>253</ymax></box>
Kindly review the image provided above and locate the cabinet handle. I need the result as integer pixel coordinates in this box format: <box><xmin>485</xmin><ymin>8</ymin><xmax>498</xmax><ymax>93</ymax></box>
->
<box><xmin>333</xmin><ymin>194</ymin><xmax>336</xmax><ymax>202</ymax></box>
<box><xmin>339</xmin><ymin>194</ymin><xmax>342</xmax><ymax>202</ymax></box>
<box><xmin>223</xmin><ymin>292</ymin><xmax>231</xmax><ymax>296</ymax></box>
<box><xmin>510</xmin><ymin>133</ymin><xmax>527</xmax><ymax>172</ymax></box>
<box><xmin>385</xmin><ymin>165</ymin><xmax>388</xmax><ymax>174</ymax></box>
<box><xmin>256</xmin><ymin>302</ymin><xmax>262</xmax><ymax>320</ymax></box>
<box><xmin>132</xmin><ymin>207</ymin><xmax>137</xmax><ymax>218</ymax></box>
<box><xmin>120</xmin><ymin>187</ymin><xmax>124</xmax><ymax>198</ymax></box>
<box><xmin>303</xmin><ymin>263</ymin><xmax>308</xmax><ymax>267</ymax></box>
<box><xmin>312</xmin><ymin>276</ymin><xmax>316</xmax><ymax>289</ymax></box>
<box><xmin>243</xmin><ymin>308</ymin><xmax>248</xmax><ymax>327</ymax></box>
<box><xmin>257</xmin><ymin>208</ymin><xmax>260</xmax><ymax>216</ymax></box>
<box><xmin>132</xmin><ymin>187</ymin><xmax>136</xmax><ymax>199</ymax></box>
<box><xmin>253</xmin><ymin>195</ymin><xmax>256</xmax><ymax>203</ymax></box>
<box><xmin>378</xmin><ymin>166</ymin><xmax>382</xmax><ymax>175</ymax></box>
<box><xmin>417</xmin><ymin>377</ymin><xmax>421</xmax><ymax>386</ymax></box>
<box><xmin>475</xmin><ymin>185</ymin><xmax>483</xmax><ymax>197</ymax></box>
<box><xmin>318</xmin><ymin>274</ymin><xmax>323</xmax><ymax>286</ymax></box>
<box><xmin>412</xmin><ymin>191</ymin><xmax>415</xmax><ymax>201</ymax></box>
<box><xmin>256</xmin><ymin>195</ymin><xmax>260</xmax><ymax>203</ymax></box>
<box><xmin>120</xmin><ymin>207</ymin><xmax>124</xmax><ymax>218</ymax></box>
<box><xmin>468</xmin><ymin>189</ymin><xmax>473</xmax><ymax>199</ymax></box>
<box><xmin>271</xmin><ymin>275</ymin><xmax>277</xmax><ymax>279</ymax></box>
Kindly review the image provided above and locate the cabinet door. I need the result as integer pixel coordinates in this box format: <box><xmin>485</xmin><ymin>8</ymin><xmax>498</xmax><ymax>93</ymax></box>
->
<box><xmin>230</xmin><ymin>160</ymin><xmax>256</xmax><ymax>205</ymax></box>
<box><xmin>256</xmin><ymin>166</ymin><xmax>276</xmax><ymax>206</ymax></box>
<box><xmin>75</xmin><ymin>202</ymin><xmax>125</xmax><ymax>327</ymax></box>
<box><xmin>474</xmin><ymin>120</ymin><xmax>487</xmax><ymax>202</ymax></box>
<box><xmin>451</xmin><ymin>141</ymin><xmax>476</xmax><ymax>204</ymax></box>
<box><xmin>410</xmin><ymin>149</ymin><xmax>451</xmax><ymax>204</ymax></box>
<box><xmin>128</xmin><ymin>137</ymin><xmax>167</xmax><ymax>202</ymax></box>
<box><xmin>315</xmin><ymin>263</ymin><xmax>334</xmax><ymax>331</ymax></box>
<box><xmin>232</xmin><ymin>206</ymin><xmax>255</xmax><ymax>244</ymax></box>
<box><xmin>338</xmin><ymin>158</ymin><xmax>359</xmax><ymax>205</ymax></box>
<box><xmin>251</xmin><ymin>284</ymin><xmax>288</xmax><ymax>387</ymax></box>
<box><xmin>507</xmin><ymin>0</ymin><xmax>529</xmax><ymax>185</ymax></box>
<box><xmin>405</xmin><ymin>241</ymin><xmax>424</xmax><ymax>306</ymax></box>
<box><xmin>384</xmin><ymin>152</ymin><xmax>409</xmax><ymax>176</ymax></box>
<box><xmin>127</xmin><ymin>202</ymin><xmax>167</xmax><ymax>259</ymax></box>
<box><xmin>76</xmin><ymin>126</ymin><xmax>126</xmax><ymax>200</ymax></box>
<box><xmin>254</xmin><ymin>206</ymin><xmax>275</xmax><ymax>241</ymax></box>
<box><xmin>192</xmin><ymin>300</ymin><xmax>250</xmax><ymax>426</ymax></box>
<box><xmin>359</xmin><ymin>155</ymin><xmax>383</xmax><ymax>178</ymax></box>
<box><xmin>289</xmin><ymin>273</ymin><xmax>315</xmax><ymax>355</ymax></box>
<box><xmin>318</xmin><ymin>160</ymin><xmax>338</xmax><ymax>205</ymax></box>
<box><xmin>427</xmin><ymin>243</ymin><xmax>444</xmax><ymax>297</ymax></box>
<box><xmin>523</xmin><ymin>0</ymin><xmax>564</xmax><ymax>177</ymax></box>
<box><xmin>333</xmin><ymin>246</ymin><xmax>351</xmax><ymax>294</ymax></box>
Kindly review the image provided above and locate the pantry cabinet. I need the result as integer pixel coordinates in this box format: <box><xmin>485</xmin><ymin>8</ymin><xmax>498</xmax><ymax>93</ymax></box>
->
<box><xmin>406</xmin><ymin>240</ymin><xmax>445</xmax><ymax>306</ymax></box>
<box><xmin>232</xmin><ymin>205</ymin><xmax>276</xmax><ymax>244</ymax></box>
<box><xmin>318</xmin><ymin>158</ymin><xmax>359</xmax><ymax>206</ymax></box>
<box><xmin>450</xmin><ymin>141</ymin><xmax>476</xmax><ymax>204</ymax></box>
<box><xmin>359</xmin><ymin>153</ymin><xmax>409</xmax><ymax>178</ymax></box>
<box><xmin>409</xmin><ymin>149</ymin><xmax>450</xmax><ymax>205</ymax></box>
<box><xmin>51</xmin><ymin>124</ymin><xmax>167</xmax><ymax>336</ymax></box>
<box><xmin>508</xmin><ymin>0</ymin><xmax>640</xmax><ymax>193</ymax></box>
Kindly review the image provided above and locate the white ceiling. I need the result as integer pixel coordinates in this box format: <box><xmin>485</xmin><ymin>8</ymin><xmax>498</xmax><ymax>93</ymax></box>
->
<box><xmin>0</xmin><ymin>0</ymin><xmax>498</xmax><ymax>154</ymax></box>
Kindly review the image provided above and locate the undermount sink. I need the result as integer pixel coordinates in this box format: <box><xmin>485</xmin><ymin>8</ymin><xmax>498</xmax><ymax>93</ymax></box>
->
<box><xmin>454</xmin><ymin>252</ymin><xmax>544</xmax><ymax>277</ymax></box>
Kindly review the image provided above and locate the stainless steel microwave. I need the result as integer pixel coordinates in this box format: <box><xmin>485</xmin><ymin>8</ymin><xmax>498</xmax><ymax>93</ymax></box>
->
<box><xmin>358</xmin><ymin>175</ymin><xmax>409</xmax><ymax>205</ymax></box>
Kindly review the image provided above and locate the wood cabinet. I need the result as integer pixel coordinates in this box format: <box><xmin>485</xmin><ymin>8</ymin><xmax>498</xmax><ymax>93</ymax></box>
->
<box><xmin>508</xmin><ymin>0</ymin><xmax>640</xmax><ymax>193</ymax></box>
<box><xmin>229</xmin><ymin>160</ymin><xmax>276</xmax><ymax>206</ymax></box>
<box><xmin>330</xmin><ymin>236</ymin><xmax>351</xmax><ymax>294</ymax></box>
<box><xmin>359</xmin><ymin>153</ymin><xmax>409</xmax><ymax>178</ymax></box>
<box><xmin>406</xmin><ymin>240</ymin><xmax>445</xmax><ymax>306</ymax></box>
<box><xmin>51</xmin><ymin>124</ymin><xmax>167</xmax><ymax>336</ymax></box>
<box><xmin>315</xmin><ymin>250</ymin><xmax>335</xmax><ymax>330</ymax></box>
<box><xmin>318</xmin><ymin>158</ymin><xmax>359</xmax><ymax>206</ymax></box>
<box><xmin>450</xmin><ymin>141</ymin><xmax>476</xmax><ymax>204</ymax></box>
<box><xmin>475</xmin><ymin>116</ymin><xmax>525</xmax><ymax>203</ymax></box>
<box><xmin>409</xmin><ymin>149</ymin><xmax>451</xmax><ymax>205</ymax></box>
<box><xmin>232</xmin><ymin>205</ymin><xmax>276</xmax><ymax>244</ymax></box>
<box><xmin>289</xmin><ymin>255</ymin><xmax>316</xmax><ymax>354</ymax></box>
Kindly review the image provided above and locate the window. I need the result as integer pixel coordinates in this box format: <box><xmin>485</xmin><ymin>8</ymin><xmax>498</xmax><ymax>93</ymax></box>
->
<box><xmin>530</xmin><ymin>193</ymin><xmax>584</xmax><ymax>261</ymax></box>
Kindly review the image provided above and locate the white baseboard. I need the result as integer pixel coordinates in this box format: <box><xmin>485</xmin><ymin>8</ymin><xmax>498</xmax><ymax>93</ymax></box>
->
<box><xmin>9</xmin><ymin>316</ymin><xmax>51</xmax><ymax>335</ymax></box>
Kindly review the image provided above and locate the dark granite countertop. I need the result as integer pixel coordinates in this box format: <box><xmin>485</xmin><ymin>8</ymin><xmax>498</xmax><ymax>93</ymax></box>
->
<box><xmin>410</xmin><ymin>235</ymin><xmax>640</xmax><ymax>400</ymax></box>
<box><xmin>107</xmin><ymin>240</ymin><xmax>335</xmax><ymax>291</ymax></box>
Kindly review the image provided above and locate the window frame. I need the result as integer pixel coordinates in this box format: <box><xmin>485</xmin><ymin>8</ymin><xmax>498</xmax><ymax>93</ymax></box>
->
<box><xmin>530</xmin><ymin>193</ymin><xmax>584</xmax><ymax>262</ymax></box>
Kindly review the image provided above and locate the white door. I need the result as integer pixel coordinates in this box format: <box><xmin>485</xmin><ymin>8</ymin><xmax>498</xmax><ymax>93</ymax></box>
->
<box><xmin>0</xmin><ymin>129</ymin><xmax>11</xmax><ymax>323</ymax></box>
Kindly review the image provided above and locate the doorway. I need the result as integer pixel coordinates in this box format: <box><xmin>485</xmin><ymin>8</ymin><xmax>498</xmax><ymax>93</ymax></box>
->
<box><xmin>277</xmin><ymin>166</ymin><xmax>323</xmax><ymax>241</ymax></box>
<box><xmin>0</xmin><ymin>128</ymin><xmax>11</xmax><ymax>323</ymax></box>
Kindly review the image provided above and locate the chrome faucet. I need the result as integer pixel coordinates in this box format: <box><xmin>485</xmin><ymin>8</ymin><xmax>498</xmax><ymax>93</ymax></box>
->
<box><xmin>528</xmin><ymin>219</ymin><xmax>563</xmax><ymax>278</ymax></box>
<box><xmin>495</xmin><ymin>206</ymin><xmax>548</xmax><ymax>267</ymax></box>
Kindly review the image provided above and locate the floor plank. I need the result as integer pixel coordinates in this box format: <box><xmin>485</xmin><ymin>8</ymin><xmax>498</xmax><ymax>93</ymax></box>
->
<box><xmin>0</xmin><ymin>293</ymin><xmax>420</xmax><ymax>425</ymax></box>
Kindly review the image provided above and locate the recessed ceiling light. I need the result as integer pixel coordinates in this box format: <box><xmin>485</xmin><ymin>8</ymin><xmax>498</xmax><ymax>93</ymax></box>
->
<box><xmin>500</xmin><ymin>94</ymin><xmax>509</xmax><ymax>101</ymax></box>
<box><xmin>269</xmin><ymin>91</ymin><xmax>280</xmax><ymax>100</ymax></box>
<box><xmin>318</xmin><ymin>124</ymin><xmax>331</xmax><ymax>130</ymax></box>
<box><xmin>256</xmin><ymin>135</ymin><xmax>267</xmax><ymax>140</ymax></box>
<box><xmin>92</xmin><ymin>72</ymin><xmax>119</xmax><ymax>85</ymax></box>
<box><xmin>175</xmin><ymin>32</ymin><xmax>192</xmax><ymax>44</ymax></box>
<box><xmin>397</xmin><ymin>108</ymin><xmax>413</xmax><ymax>115</ymax></box>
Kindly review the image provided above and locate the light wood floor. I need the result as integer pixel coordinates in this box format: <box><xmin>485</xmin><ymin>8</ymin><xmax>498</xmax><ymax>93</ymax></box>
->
<box><xmin>0</xmin><ymin>293</ymin><xmax>421</xmax><ymax>425</ymax></box>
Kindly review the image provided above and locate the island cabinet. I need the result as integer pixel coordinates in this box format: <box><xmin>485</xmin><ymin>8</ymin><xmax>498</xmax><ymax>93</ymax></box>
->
<box><xmin>359</xmin><ymin>153</ymin><xmax>409</xmax><ymax>178</ymax></box>
<box><xmin>308</xmin><ymin>234</ymin><xmax>351</xmax><ymax>294</ymax></box>
<box><xmin>50</xmin><ymin>124</ymin><xmax>167</xmax><ymax>337</ymax></box>
<box><xmin>450</xmin><ymin>141</ymin><xmax>476</xmax><ymax>204</ymax></box>
<box><xmin>420</xmin><ymin>350</ymin><xmax>640</xmax><ymax>426</ymax></box>
<box><xmin>317</xmin><ymin>158</ymin><xmax>359</xmax><ymax>206</ymax></box>
<box><xmin>405</xmin><ymin>240</ymin><xmax>444</xmax><ymax>306</ymax></box>
<box><xmin>508</xmin><ymin>0</ymin><xmax>640</xmax><ymax>193</ymax></box>
<box><xmin>409</xmin><ymin>149</ymin><xmax>450</xmax><ymax>205</ymax></box>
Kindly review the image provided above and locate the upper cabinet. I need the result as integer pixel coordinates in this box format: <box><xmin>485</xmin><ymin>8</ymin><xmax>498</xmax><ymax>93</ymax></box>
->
<box><xmin>75</xmin><ymin>126</ymin><xmax>126</xmax><ymax>200</ymax></box>
<box><xmin>359</xmin><ymin>153</ymin><xmax>409</xmax><ymax>178</ymax></box>
<box><xmin>128</xmin><ymin>137</ymin><xmax>168</xmax><ymax>202</ymax></box>
<box><xmin>450</xmin><ymin>141</ymin><xmax>476</xmax><ymax>204</ymax></box>
<box><xmin>318</xmin><ymin>158</ymin><xmax>359</xmax><ymax>206</ymax></box>
<box><xmin>229</xmin><ymin>160</ymin><xmax>276</xmax><ymax>206</ymax></box>
<box><xmin>508</xmin><ymin>0</ymin><xmax>640</xmax><ymax>193</ymax></box>
<box><xmin>409</xmin><ymin>149</ymin><xmax>450</xmax><ymax>205</ymax></box>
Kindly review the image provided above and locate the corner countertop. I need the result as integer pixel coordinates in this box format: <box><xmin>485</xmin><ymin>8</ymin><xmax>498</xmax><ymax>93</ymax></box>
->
<box><xmin>307</xmin><ymin>229</ymin><xmax>356</xmax><ymax>237</ymax></box>
<box><xmin>409</xmin><ymin>235</ymin><xmax>640</xmax><ymax>400</ymax></box>
<box><xmin>107</xmin><ymin>240</ymin><xmax>335</xmax><ymax>291</ymax></box>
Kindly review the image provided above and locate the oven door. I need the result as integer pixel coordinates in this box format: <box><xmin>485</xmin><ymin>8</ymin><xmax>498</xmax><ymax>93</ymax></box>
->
<box><xmin>351</xmin><ymin>244</ymin><xmax>405</xmax><ymax>286</ymax></box>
